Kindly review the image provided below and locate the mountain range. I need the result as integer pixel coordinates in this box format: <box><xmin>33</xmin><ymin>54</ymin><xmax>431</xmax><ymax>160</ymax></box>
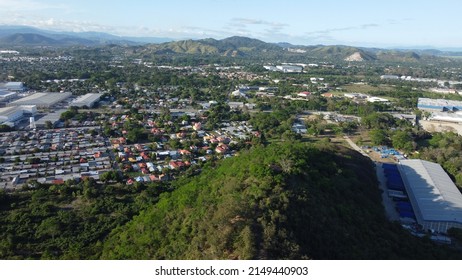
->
<box><xmin>0</xmin><ymin>25</ymin><xmax>461</xmax><ymax>61</ymax></box>
<box><xmin>0</xmin><ymin>25</ymin><xmax>173</xmax><ymax>45</ymax></box>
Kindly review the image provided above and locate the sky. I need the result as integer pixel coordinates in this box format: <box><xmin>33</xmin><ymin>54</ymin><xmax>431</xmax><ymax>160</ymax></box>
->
<box><xmin>0</xmin><ymin>0</ymin><xmax>461</xmax><ymax>48</ymax></box>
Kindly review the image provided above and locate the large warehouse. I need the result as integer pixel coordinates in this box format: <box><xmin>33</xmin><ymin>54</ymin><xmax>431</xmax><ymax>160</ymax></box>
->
<box><xmin>9</xmin><ymin>92</ymin><xmax>72</xmax><ymax>108</ymax></box>
<box><xmin>0</xmin><ymin>105</ymin><xmax>37</xmax><ymax>126</ymax></box>
<box><xmin>398</xmin><ymin>159</ymin><xmax>462</xmax><ymax>233</ymax></box>
<box><xmin>4</xmin><ymin>82</ymin><xmax>25</xmax><ymax>92</ymax></box>
<box><xmin>0</xmin><ymin>89</ymin><xmax>17</xmax><ymax>101</ymax></box>
<box><xmin>71</xmin><ymin>93</ymin><xmax>103</xmax><ymax>107</ymax></box>
<box><xmin>417</xmin><ymin>98</ymin><xmax>462</xmax><ymax>112</ymax></box>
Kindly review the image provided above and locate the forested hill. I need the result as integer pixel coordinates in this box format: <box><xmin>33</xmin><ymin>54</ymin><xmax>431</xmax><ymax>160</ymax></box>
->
<box><xmin>102</xmin><ymin>143</ymin><xmax>461</xmax><ymax>259</ymax></box>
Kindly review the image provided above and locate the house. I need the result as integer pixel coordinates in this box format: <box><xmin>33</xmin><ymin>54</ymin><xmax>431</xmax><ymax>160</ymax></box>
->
<box><xmin>156</xmin><ymin>151</ymin><xmax>170</xmax><ymax>160</ymax></box>
<box><xmin>215</xmin><ymin>144</ymin><xmax>229</xmax><ymax>154</ymax></box>
<box><xmin>179</xmin><ymin>149</ymin><xmax>191</xmax><ymax>156</ymax></box>
<box><xmin>193</xmin><ymin>122</ymin><xmax>202</xmax><ymax>131</ymax></box>
<box><xmin>151</xmin><ymin>128</ymin><xmax>163</xmax><ymax>135</ymax></box>
<box><xmin>297</xmin><ymin>92</ymin><xmax>312</xmax><ymax>98</ymax></box>
<box><xmin>169</xmin><ymin>150</ymin><xmax>179</xmax><ymax>159</ymax></box>
<box><xmin>169</xmin><ymin>160</ymin><xmax>185</xmax><ymax>169</ymax></box>
<box><xmin>140</xmin><ymin>152</ymin><xmax>150</xmax><ymax>160</ymax></box>
<box><xmin>158</xmin><ymin>174</ymin><xmax>168</xmax><ymax>181</ymax></box>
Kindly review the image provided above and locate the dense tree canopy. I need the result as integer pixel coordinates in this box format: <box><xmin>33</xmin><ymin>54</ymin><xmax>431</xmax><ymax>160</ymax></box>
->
<box><xmin>102</xmin><ymin>142</ymin><xmax>461</xmax><ymax>259</ymax></box>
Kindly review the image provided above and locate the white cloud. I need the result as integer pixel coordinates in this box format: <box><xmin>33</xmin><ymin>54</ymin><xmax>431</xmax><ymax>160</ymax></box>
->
<box><xmin>229</xmin><ymin>17</ymin><xmax>288</xmax><ymax>32</ymax></box>
<box><xmin>305</xmin><ymin>23</ymin><xmax>379</xmax><ymax>36</ymax></box>
<box><xmin>0</xmin><ymin>0</ymin><xmax>68</xmax><ymax>12</ymax></box>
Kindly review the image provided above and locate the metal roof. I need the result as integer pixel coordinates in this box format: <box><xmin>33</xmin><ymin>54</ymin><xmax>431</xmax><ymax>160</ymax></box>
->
<box><xmin>399</xmin><ymin>159</ymin><xmax>462</xmax><ymax>223</ymax></box>
<box><xmin>418</xmin><ymin>97</ymin><xmax>462</xmax><ymax>109</ymax></box>
<box><xmin>0</xmin><ymin>106</ymin><xmax>21</xmax><ymax>118</ymax></box>
<box><xmin>71</xmin><ymin>93</ymin><xmax>103</xmax><ymax>106</ymax></box>
<box><xmin>10</xmin><ymin>92</ymin><xmax>72</xmax><ymax>106</ymax></box>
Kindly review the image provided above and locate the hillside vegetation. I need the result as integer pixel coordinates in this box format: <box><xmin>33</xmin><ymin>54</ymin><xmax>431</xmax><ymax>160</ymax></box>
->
<box><xmin>102</xmin><ymin>142</ymin><xmax>461</xmax><ymax>259</ymax></box>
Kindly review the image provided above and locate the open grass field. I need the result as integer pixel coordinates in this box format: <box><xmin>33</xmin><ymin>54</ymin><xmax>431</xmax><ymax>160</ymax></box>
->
<box><xmin>342</xmin><ymin>83</ymin><xmax>396</xmax><ymax>93</ymax></box>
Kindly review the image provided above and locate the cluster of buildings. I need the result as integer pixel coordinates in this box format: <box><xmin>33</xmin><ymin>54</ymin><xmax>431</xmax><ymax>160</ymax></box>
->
<box><xmin>113</xmin><ymin>119</ymin><xmax>258</xmax><ymax>185</ymax></box>
<box><xmin>218</xmin><ymin>121</ymin><xmax>258</xmax><ymax>140</ymax></box>
<box><xmin>0</xmin><ymin>128</ymin><xmax>112</xmax><ymax>189</ymax></box>
<box><xmin>0</xmin><ymin>90</ymin><xmax>104</xmax><ymax>128</ymax></box>
<box><xmin>344</xmin><ymin>93</ymin><xmax>389</xmax><ymax>103</ymax></box>
<box><xmin>231</xmin><ymin>85</ymin><xmax>278</xmax><ymax>99</ymax></box>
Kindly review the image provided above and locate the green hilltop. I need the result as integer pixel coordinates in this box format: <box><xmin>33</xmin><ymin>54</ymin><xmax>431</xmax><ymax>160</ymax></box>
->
<box><xmin>148</xmin><ymin>36</ymin><xmax>280</xmax><ymax>56</ymax></box>
<box><xmin>142</xmin><ymin>37</ymin><xmax>433</xmax><ymax>62</ymax></box>
<box><xmin>102</xmin><ymin>142</ymin><xmax>461</xmax><ymax>259</ymax></box>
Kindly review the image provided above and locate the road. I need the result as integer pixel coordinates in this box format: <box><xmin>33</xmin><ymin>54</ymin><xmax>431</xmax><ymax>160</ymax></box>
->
<box><xmin>342</xmin><ymin>135</ymin><xmax>369</xmax><ymax>157</ymax></box>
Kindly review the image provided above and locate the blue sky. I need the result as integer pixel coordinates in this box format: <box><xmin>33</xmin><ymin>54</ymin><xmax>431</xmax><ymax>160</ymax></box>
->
<box><xmin>0</xmin><ymin>0</ymin><xmax>461</xmax><ymax>48</ymax></box>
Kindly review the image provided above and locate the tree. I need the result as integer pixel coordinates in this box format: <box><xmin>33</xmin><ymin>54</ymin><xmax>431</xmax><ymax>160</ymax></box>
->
<box><xmin>369</xmin><ymin>129</ymin><xmax>388</xmax><ymax>146</ymax></box>
<box><xmin>35</xmin><ymin>217</ymin><xmax>61</xmax><ymax>240</ymax></box>
<box><xmin>45</xmin><ymin>121</ymin><xmax>54</xmax><ymax>129</ymax></box>
<box><xmin>0</xmin><ymin>124</ymin><xmax>11</xmax><ymax>132</ymax></box>
<box><xmin>100</xmin><ymin>171</ymin><xmax>112</xmax><ymax>183</ymax></box>
<box><xmin>392</xmin><ymin>130</ymin><xmax>414</xmax><ymax>152</ymax></box>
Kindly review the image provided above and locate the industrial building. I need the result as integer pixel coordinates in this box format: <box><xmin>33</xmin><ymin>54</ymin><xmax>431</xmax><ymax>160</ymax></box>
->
<box><xmin>9</xmin><ymin>92</ymin><xmax>72</xmax><ymax>108</ymax></box>
<box><xmin>398</xmin><ymin>159</ymin><xmax>462</xmax><ymax>233</ymax></box>
<box><xmin>0</xmin><ymin>89</ymin><xmax>17</xmax><ymax>101</ymax></box>
<box><xmin>380</xmin><ymin>75</ymin><xmax>399</xmax><ymax>80</ymax></box>
<box><xmin>276</xmin><ymin>65</ymin><xmax>303</xmax><ymax>73</ymax></box>
<box><xmin>264</xmin><ymin>65</ymin><xmax>303</xmax><ymax>73</ymax></box>
<box><xmin>0</xmin><ymin>105</ymin><xmax>37</xmax><ymax>126</ymax></box>
<box><xmin>427</xmin><ymin>111</ymin><xmax>462</xmax><ymax>123</ymax></box>
<box><xmin>4</xmin><ymin>82</ymin><xmax>25</xmax><ymax>91</ymax></box>
<box><xmin>417</xmin><ymin>98</ymin><xmax>462</xmax><ymax>112</ymax></box>
<box><xmin>70</xmin><ymin>93</ymin><xmax>103</xmax><ymax>108</ymax></box>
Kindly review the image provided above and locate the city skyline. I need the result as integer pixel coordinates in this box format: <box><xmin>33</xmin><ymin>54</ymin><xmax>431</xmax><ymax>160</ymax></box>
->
<box><xmin>0</xmin><ymin>0</ymin><xmax>461</xmax><ymax>48</ymax></box>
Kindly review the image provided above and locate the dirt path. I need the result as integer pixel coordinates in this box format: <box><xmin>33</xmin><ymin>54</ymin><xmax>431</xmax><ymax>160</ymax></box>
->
<box><xmin>343</xmin><ymin>135</ymin><xmax>401</xmax><ymax>221</ymax></box>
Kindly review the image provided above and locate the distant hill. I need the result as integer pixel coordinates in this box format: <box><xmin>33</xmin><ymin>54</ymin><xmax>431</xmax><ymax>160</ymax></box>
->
<box><xmin>0</xmin><ymin>33</ymin><xmax>59</xmax><ymax>45</ymax></box>
<box><xmin>0</xmin><ymin>25</ymin><xmax>459</xmax><ymax>61</ymax></box>
<box><xmin>102</xmin><ymin>143</ymin><xmax>462</xmax><ymax>260</ymax></box>
<box><xmin>0</xmin><ymin>25</ymin><xmax>173</xmax><ymax>46</ymax></box>
<box><xmin>0</xmin><ymin>33</ymin><xmax>98</xmax><ymax>46</ymax></box>
<box><xmin>302</xmin><ymin>45</ymin><xmax>376</xmax><ymax>61</ymax></box>
<box><xmin>148</xmin><ymin>36</ymin><xmax>282</xmax><ymax>57</ymax></box>
<box><xmin>376</xmin><ymin>50</ymin><xmax>422</xmax><ymax>62</ymax></box>
<box><xmin>345</xmin><ymin>51</ymin><xmax>376</xmax><ymax>61</ymax></box>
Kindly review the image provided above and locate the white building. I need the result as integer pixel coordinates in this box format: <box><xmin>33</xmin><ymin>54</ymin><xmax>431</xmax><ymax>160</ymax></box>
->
<box><xmin>399</xmin><ymin>159</ymin><xmax>462</xmax><ymax>233</ymax></box>
<box><xmin>228</xmin><ymin>102</ymin><xmax>244</xmax><ymax>109</ymax></box>
<box><xmin>0</xmin><ymin>89</ymin><xmax>17</xmax><ymax>101</ymax></box>
<box><xmin>71</xmin><ymin>93</ymin><xmax>104</xmax><ymax>107</ymax></box>
<box><xmin>417</xmin><ymin>98</ymin><xmax>462</xmax><ymax>112</ymax></box>
<box><xmin>4</xmin><ymin>82</ymin><xmax>25</xmax><ymax>92</ymax></box>
<box><xmin>344</xmin><ymin>93</ymin><xmax>368</xmax><ymax>99</ymax></box>
<box><xmin>276</xmin><ymin>65</ymin><xmax>303</xmax><ymax>73</ymax></box>
<box><xmin>0</xmin><ymin>105</ymin><xmax>36</xmax><ymax>126</ymax></box>
<box><xmin>0</xmin><ymin>107</ymin><xmax>23</xmax><ymax>125</ymax></box>
<box><xmin>380</xmin><ymin>75</ymin><xmax>399</xmax><ymax>80</ymax></box>
<box><xmin>10</xmin><ymin>92</ymin><xmax>72</xmax><ymax>108</ymax></box>
<box><xmin>367</xmin><ymin>96</ymin><xmax>389</xmax><ymax>103</ymax></box>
